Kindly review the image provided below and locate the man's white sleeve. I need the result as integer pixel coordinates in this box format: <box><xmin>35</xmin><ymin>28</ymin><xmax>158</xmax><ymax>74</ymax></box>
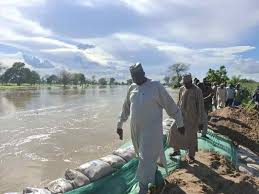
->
<box><xmin>157</xmin><ymin>83</ymin><xmax>184</xmax><ymax>128</ymax></box>
<box><xmin>117</xmin><ymin>88</ymin><xmax>131</xmax><ymax>129</ymax></box>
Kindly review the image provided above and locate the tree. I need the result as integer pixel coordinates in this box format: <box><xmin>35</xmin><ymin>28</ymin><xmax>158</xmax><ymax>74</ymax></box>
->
<box><xmin>98</xmin><ymin>77</ymin><xmax>107</xmax><ymax>85</ymax></box>
<box><xmin>91</xmin><ymin>75</ymin><xmax>96</xmax><ymax>85</ymax></box>
<box><xmin>109</xmin><ymin>77</ymin><xmax>116</xmax><ymax>85</ymax></box>
<box><xmin>85</xmin><ymin>79</ymin><xmax>92</xmax><ymax>85</ymax></box>
<box><xmin>0</xmin><ymin>63</ymin><xmax>6</xmax><ymax>84</ymax></box>
<box><xmin>169</xmin><ymin>63</ymin><xmax>189</xmax><ymax>88</ymax></box>
<box><xmin>78</xmin><ymin>73</ymin><xmax>86</xmax><ymax>86</ymax></box>
<box><xmin>163</xmin><ymin>76</ymin><xmax>170</xmax><ymax>85</ymax></box>
<box><xmin>127</xmin><ymin>79</ymin><xmax>133</xmax><ymax>85</ymax></box>
<box><xmin>60</xmin><ymin>70</ymin><xmax>72</xmax><ymax>86</ymax></box>
<box><xmin>1</xmin><ymin>62</ymin><xmax>28</xmax><ymax>85</ymax></box>
<box><xmin>23</xmin><ymin>68</ymin><xmax>32</xmax><ymax>84</ymax></box>
<box><xmin>228</xmin><ymin>75</ymin><xmax>241</xmax><ymax>86</ymax></box>
<box><xmin>206</xmin><ymin>65</ymin><xmax>229</xmax><ymax>84</ymax></box>
<box><xmin>71</xmin><ymin>73</ymin><xmax>81</xmax><ymax>85</ymax></box>
<box><xmin>0</xmin><ymin>63</ymin><xmax>6</xmax><ymax>74</ymax></box>
<box><xmin>30</xmin><ymin>71</ymin><xmax>41</xmax><ymax>85</ymax></box>
<box><xmin>47</xmin><ymin>75</ymin><xmax>59</xmax><ymax>85</ymax></box>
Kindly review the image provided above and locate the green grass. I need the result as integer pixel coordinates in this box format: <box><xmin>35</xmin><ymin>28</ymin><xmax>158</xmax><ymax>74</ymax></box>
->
<box><xmin>241</xmin><ymin>82</ymin><xmax>258</xmax><ymax>92</ymax></box>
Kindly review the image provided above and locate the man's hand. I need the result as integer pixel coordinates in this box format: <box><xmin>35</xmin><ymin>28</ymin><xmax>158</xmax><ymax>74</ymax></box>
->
<box><xmin>117</xmin><ymin>128</ymin><xmax>123</xmax><ymax>140</ymax></box>
<box><xmin>199</xmin><ymin>124</ymin><xmax>203</xmax><ymax>133</ymax></box>
<box><xmin>177</xmin><ymin>127</ymin><xmax>185</xmax><ymax>135</ymax></box>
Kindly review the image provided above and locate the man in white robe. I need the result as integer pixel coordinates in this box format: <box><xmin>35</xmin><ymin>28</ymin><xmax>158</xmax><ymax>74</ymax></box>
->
<box><xmin>216</xmin><ymin>83</ymin><xmax>227</xmax><ymax>109</ymax></box>
<box><xmin>168</xmin><ymin>74</ymin><xmax>205</xmax><ymax>163</ymax></box>
<box><xmin>117</xmin><ymin>63</ymin><xmax>184</xmax><ymax>194</ymax></box>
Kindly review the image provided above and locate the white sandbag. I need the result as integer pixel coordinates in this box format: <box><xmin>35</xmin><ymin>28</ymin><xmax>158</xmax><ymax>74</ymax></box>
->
<box><xmin>247</xmin><ymin>164</ymin><xmax>259</xmax><ymax>177</ymax></box>
<box><xmin>23</xmin><ymin>188</ymin><xmax>51</xmax><ymax>194</ymax></box>
<box><xmin>5</xmin><ymin>193</ymin><xmax>22</xmax><ymax>194</ymax></box>
<box><xmin>77</xmin><ymin>160</ymin><xmax>115</xmax><ymax>181</ymax></box>
<box><xmin>237</xmin><ymin>145</ymin><xmax>259</xmax><ymax>164</ymax></box>
<box><xmin>163</xmin><ymin>118</ymin><xmax>174</xmax><ymax>128</ymax></box>
<box><xmin>100</xmin><ymin>154</ymin><xmax>126</xmax><ymax>169</ymax></box>
<box><xmin>65</xmin><ymin>169</ymin><xmax>90</xmax><ymax>188</ymax></box>
<box><xmin>238</xmin><ymin>164</ymin><xmax>255</xmax><ymax>176</ymax></box>
<box><xmin>238</xmin><ymin>154</ymin><xmax>259</xmax><ymax>164</ymax></box>
<box><xmin>112</xmin><ymin>146</ymin><xmax>135</xmax><ymax>162</ymax></box>
<box><xmin>46</xmin><ymin>178</ymin><xmax>73</xmax><ymax>194</ymax></box>
<box><xmin>238</xmin><ymin>145</ymin><xmax>258</xmax><ymax>157</ymax></box>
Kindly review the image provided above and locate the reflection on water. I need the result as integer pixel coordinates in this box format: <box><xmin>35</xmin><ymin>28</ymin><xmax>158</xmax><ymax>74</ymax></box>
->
<box><xmin>0</xmin><ymin>86</ymin><xmax>178</xmax><ymax>193</ymax></box>
<box><xmin>0</xmin><ymin>97</ymin><xmax>16</xmax><ymax>115</ymax></box>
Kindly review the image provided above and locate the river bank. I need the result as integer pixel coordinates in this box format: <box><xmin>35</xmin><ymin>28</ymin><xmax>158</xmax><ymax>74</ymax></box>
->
<box><xmin>161</xmin><ymin>151</ymin><xmax>259</xmax><ymax>194</ymax></box>
<box><xmin>209</xmin><ymin>106</ymin><xmax>259</xmax><ymax>155</ymax></box>
<box><xmin>0</xmin><ymin>84</ymin><xmax>97</xmax><ymax>90</ymax></box>
<box><xmin>159</xmin><ymin>106</ymin><xmax>259</xmax><ymax>194</ymax></box>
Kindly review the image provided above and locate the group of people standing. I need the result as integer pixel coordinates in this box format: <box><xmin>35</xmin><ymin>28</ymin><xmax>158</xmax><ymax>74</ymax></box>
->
<box><xmin>116</xmin><ymin>63</ymin><xmax>212</xmax><ymax>194</ymax></box>
<box><xmin>194</xmin><ymin>78</ymin><xmax>245</xmax><ymax>111</ymax></box>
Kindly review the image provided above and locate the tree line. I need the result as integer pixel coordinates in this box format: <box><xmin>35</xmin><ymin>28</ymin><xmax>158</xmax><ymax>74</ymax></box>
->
<box><xmin>0</xmin><ymin>62</ymin><xmax>133</xmax><ymax>86</ymax></box>
<box><xmin>164</xmin><ymin>63</ymin><xmax>257</xmax><ymax>88</ymax></box>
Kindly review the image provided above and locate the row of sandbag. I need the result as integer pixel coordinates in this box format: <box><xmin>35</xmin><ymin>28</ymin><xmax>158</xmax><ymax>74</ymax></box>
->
<box><xmin>21</xmin><ymin>146</ymin><xmax>136</xmax><ymax>194</ymax></box>
<box><xmin>237</xmin><ymin>145</ymin><xmax>259</xmax><ymax>177</ymax></box>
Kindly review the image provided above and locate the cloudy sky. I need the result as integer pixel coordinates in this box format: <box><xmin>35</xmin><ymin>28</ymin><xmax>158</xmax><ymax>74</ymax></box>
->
<box><xmin>0</xmin><ymin>0</ymin><xmax>259</xmax><ymax>81</ymax></box>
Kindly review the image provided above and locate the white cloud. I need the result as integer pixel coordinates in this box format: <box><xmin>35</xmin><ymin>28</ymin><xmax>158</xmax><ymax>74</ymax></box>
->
<box><xmin>0</xmin><ymin>0</ymin><xmax>51</xmax><ymax>45</ymax></box>
<box><xmin>0</xmin><ymin>8</ymin><xmax>51</xmax><ymax>37</ymax></box>
<box><xmin>78</xmin><ymin>32</ymin><xmax>259</xmax><ymax>80</ymax></box>
<box><xmin>0</xmin><ymin>0</ymin><xmax>45</xmax><ymax>7</ymax></box>
<box><xmin>118</xmin><ymin>0</ymin><xmax>259</xmax><ymax>44</ymax></box>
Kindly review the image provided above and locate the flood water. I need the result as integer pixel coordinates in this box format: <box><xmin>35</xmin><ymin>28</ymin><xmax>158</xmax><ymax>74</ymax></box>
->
<box><xmin>0</xmin><ymin>86</ymin><xmax>178</xmax><ymax>193</ymax></box>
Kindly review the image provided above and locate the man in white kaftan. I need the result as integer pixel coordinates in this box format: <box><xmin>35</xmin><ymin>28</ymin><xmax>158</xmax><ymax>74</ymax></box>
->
<box><xmin>168</xmin><ymin>74</ymin><xmax>205</xmax><ymax>163</ymax></box>
<box><xmin>216</xmin><ymin>83</ymin><xmax>227</xmax><ymax>109</ymax></box>
<box><xmin>117</xmin><ymin>63</ymin><xmax>184</xmax><ymax>194</ymax></box>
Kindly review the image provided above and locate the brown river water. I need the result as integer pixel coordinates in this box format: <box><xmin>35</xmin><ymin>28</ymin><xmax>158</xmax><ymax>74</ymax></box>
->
<box><xmin>0</xmin><ymin>86</ymin><xmax>178</xmax><ymax>193</ymax></box>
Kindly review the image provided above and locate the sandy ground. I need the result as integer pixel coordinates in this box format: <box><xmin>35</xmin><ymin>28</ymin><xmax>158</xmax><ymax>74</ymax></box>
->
<box><xmin>209</xmin><ymin>107</ymin><xmax>259</xmax><ymax>155</ymax></box>
<box><xmin>159</xmin><ymin>151</ymin><xmax>259</xmax><ymax>194</ymax></box>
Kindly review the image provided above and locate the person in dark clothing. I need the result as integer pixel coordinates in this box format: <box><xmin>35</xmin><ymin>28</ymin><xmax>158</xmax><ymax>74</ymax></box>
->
<box><xmin>198</xmin><ymin>78</ymin><xmax>213</xmax><ymax>137</ymax></box>
<box><xmin>253</xmin><ymin>86</ymin><xmax>259</xmax><ymax>110</ymax></box>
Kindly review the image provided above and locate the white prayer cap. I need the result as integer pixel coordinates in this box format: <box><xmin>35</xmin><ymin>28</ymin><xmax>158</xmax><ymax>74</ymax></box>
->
<box><xmin>182</xmin><ymin>73</ymin><xmax>192</xmax><ymax>82</ymax></box>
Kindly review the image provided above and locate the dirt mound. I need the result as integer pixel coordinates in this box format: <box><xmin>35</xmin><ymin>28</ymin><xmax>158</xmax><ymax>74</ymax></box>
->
<box><xmin>162</xmin><ymin>151</ymin><xmax>259</xmax><ymax>194</ymax></box>
<box><xmin>209</xmin><ymin>107</ymin><xmax>259</xmax><ymax>155</ymax></box>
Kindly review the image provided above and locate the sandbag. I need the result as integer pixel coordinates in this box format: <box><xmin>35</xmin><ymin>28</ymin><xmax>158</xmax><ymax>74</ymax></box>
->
<box><xmin>23</xmin><ymin>188</ymin><xmax>51</xmax><ymax>194</ymax></box>
<box><xmin>247</xmin><ymin>164</ymin><xmax>259</xmax><ymax>177</ymax></box>
<box><xmin>237</xmin><ymin>145</ymin><xmax>259</xmax><ymax>164</ymax></box>
<box><xmin>65</xmin><ymin>169</ymin><xmax>90</xmax><ymax>188</ymax></box>
<box><xmin>46</xmin><ymin>178</ymin><xmax>73</xmax><ymax>194</ymax></box>
<box><xmin>238</xmin><ymin>164</ymin><xmax>256</xmax><ymax>176</ymax></box>
<box><xmin>113</xmin><ymin>146</ymin><xmax>135</xmax><ymax>162</ymax></box>
<box><xmin>100</xmin><ymin>154</ymin><xmax>126</xmax><ymax>169</ymax></box>
<box><xmin>77</xmin><ymin>160</ymin><xmax>115</xmax><ymax>181</ymax></box>
<box><xmin>163</xmin><ymin>118</ymin><xmax>174</xmax><ymax>130</ymax></box>
<box><xmin>5</xmin><ymin>193</ymin><xmax>21</xmax><ymax>194</ymax></box>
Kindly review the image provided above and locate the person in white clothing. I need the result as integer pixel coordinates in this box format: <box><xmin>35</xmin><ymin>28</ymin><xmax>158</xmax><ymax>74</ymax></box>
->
<box><xmin>116</xmin><ymin>63</ymin><xmax>184</xmax><ymax>194</ymax></box>
<box><xmin>216</xmin><ymin>83</ymin><xmax>227</xmax><ymax>109</ymax></box>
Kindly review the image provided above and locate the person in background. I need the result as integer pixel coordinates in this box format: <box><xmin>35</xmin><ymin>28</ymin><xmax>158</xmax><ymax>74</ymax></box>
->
<box><xmin>117</xmin><ymin>63</ymin><xmax>184</xmax><ymax>194</ymax></box>
<box><xmin>252</xmin><ymin>86</ymin><xmax>259</xmax><ymax>110</ymax></box>
<box><xmin>212</xmin><ymin>82</ymin><xmax>218</xmax><ymax>110</ymax></box>
<box><xmin>194</xmin><ymin>78</ymin><xmax>200</xmax><ymax>86</ymax></box>
<box><xmin>233</xmin><ymin>83</ymin><xmax>243</xmax><ymax>106</ymax></box>
<box><xmin>198</xmin><ymin>78</ymin><xmax>213</xmax><ymax>137</ymax></box>
<box><xmin>168</xmin><ymin>74</ymin><xmax>205</xmax><ymax>163</ymax></box>
<box><xmin>226</xmin><ymin>84</ymin><xmax>235</xmax><ymax>106</ymax></box>
<box><xmin>216</xmin><ymin>83</ymin><xmax>227</xmax><ymax>109</ymax></box>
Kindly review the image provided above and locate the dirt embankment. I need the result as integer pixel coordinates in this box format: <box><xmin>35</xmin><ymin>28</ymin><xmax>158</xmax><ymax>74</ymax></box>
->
<box><xmin>162</xmin><ymin>151</ymin><xmax>259</xmax><ymax>194</ymax></box>
<box><xmin>208</xmin><ymin>107</ymin><xmax>259</xmax><ymax>155</ymax></box>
